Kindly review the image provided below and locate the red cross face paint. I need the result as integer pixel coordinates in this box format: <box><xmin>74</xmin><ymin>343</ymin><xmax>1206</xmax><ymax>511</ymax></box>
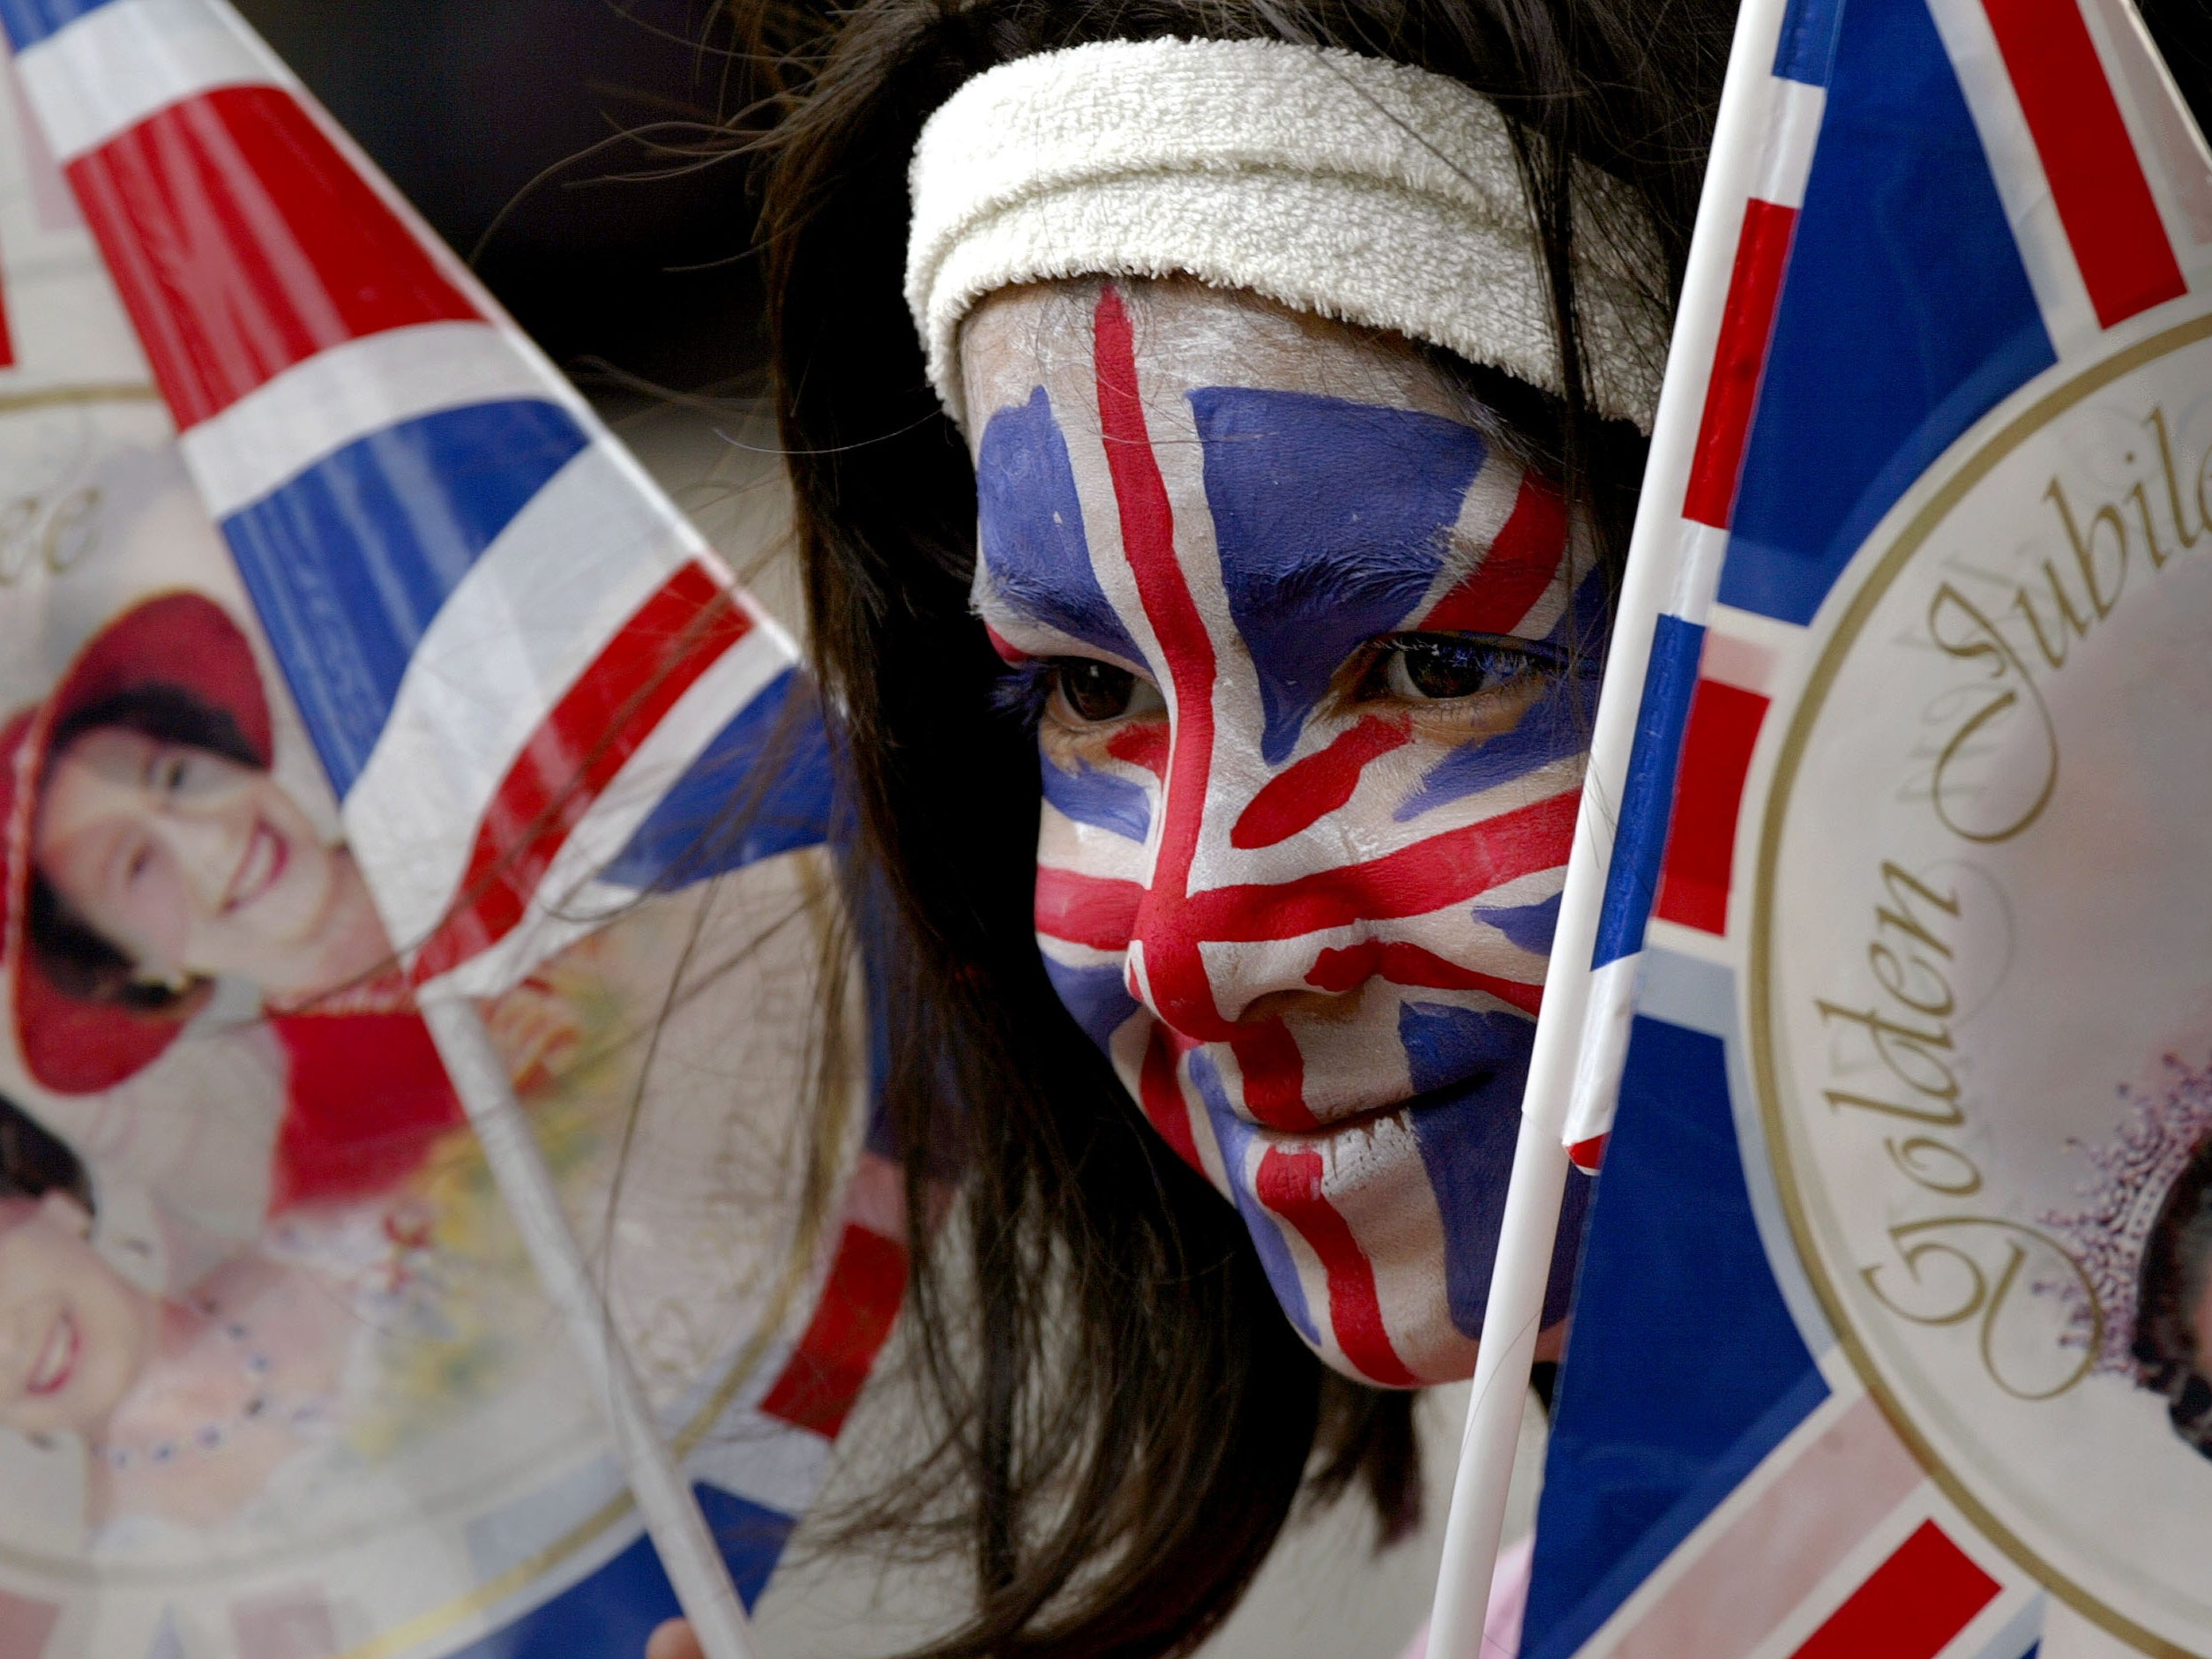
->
<box><xmin>962</xmin><ymin>281</ymin><xmax>1603</xmax><ymax>1385</ymax></box>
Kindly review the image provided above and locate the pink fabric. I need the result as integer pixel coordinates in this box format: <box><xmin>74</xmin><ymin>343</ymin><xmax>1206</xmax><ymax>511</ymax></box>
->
<box><xmin>1400</xmin><ymin>1532</ymin><xmax>1534</xmax><ymax>1659</ymax></box>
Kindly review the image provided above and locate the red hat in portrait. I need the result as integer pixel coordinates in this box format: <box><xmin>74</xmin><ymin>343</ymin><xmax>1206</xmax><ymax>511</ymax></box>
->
<box><xmin>1</xmin><ymin>593</ymin><xmax>273</xmax><ymax>1095</ymax></box>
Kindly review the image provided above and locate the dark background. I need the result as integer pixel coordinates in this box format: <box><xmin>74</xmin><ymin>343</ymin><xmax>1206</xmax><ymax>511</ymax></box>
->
<box><xmin>229</xmin><ymin>0</ymin><xmax>2212</xmax><ymax>403</ymax></box>
<box><xmin>233</xmin><ymin>0</ymin><xmax>770</xmax><ymax>396</ymax></box>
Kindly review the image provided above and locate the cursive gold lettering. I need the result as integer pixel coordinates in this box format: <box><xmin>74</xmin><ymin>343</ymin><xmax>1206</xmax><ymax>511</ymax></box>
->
<box><xmin>2045</xmin><ymin>476</ymin><xmax>2127</xmax><ymax>621</ymax></box>
<box><xmin>1886</xmin><ymin>1135</ymin><xmax>1982</xmax><ymax>1196</ymax></box>
<box><xmin>2145</xmin><ymin>407</ymin><xmax>2202</xmax><ymax>549</ymax></box>
<box><xmin>1925</xmin><ymin>584</ymin><xmax>2058</xmax><ymax>842</ymax></box>
<box><xmin>1826</xmin><ymin>1087</ymin><xmax>1965</xmax><ymax>1129</ymax></box>
<box><xmin>1862</xmin><ymin>1219</ymin><xmax>2096</xmax><ymax>1401</ymax></box>
<box><xmin>1875</xmin><ymin>861</ymin><xmax>1959</xmax><ymax>959</ymax></box>
<box><xmin>1817</xmin><ymin>1001</ymin><xmax>1962</xmax><ymax>1108</ymax></box>
<box><xmin>2011</xmin><ymin>556</ymin><xmax>2096</xmax><ymax>668</ymax></box>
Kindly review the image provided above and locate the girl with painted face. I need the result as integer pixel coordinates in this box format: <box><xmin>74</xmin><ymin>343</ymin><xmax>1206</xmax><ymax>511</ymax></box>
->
<box><xmin>656</xmin><ymin>0</ymin><xmax>1714</xmax><ymax>1651</ymax></box>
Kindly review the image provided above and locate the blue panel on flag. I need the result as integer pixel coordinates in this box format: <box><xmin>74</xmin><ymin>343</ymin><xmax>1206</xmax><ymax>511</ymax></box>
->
<box><xmin>445</xmin><ymin>1486</ymin><xmax>790</xmax><ymax>1656</ymax></box>
<box><xmin>0</xmin><ymin>0</ymin><xmax>116</xmax><ymax>51</ymax></box>
<box><xmin>1589</xmin><ymin>614</ymin><xmax>1702</xmax><ymax>969</ymax></box>
<box><xmin>1720</xmin><ymin>0</ymin><xmax>2055</xmax><ymax>625</ymax></box>
<box><xmin>1521</xmin><ymin>1017</ymin><xmax>1827</xmax><ymax>1659</ymax></box>
<box><xmin>221</xmin><ymin>398</ymin><xmax>589</xmax><ymax>797</ymax></box>
<box><xmin>1771</xmin><ymin>0</ymin><xmax>1843</xmax><ymax>86</ymax></box>
<box><xmin>598</xmin><ymin>667</ymin><xmax>839</xmax><ymax>889</ymax></box>
<box><xmin>694</xmin><ymin>1482</ymin><xmax>799</xmax><ymax>1610</ymax></box>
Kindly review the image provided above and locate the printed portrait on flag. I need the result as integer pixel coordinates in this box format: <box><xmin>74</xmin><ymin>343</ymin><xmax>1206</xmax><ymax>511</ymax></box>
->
<box><xmin>0</xmin><ymin>394</ymin><xmax>878</xmax><ymax>1640</ymax></box>
<box><xmin>1752</xmin><ymin>324</ymin><xmax>2212</xmax><ymax>1644</ymax></box>
<box><xmin>0</xmin><ymin>62</ymin><xmax>897</xmax><ymax>1640</ymax></box>
<box><xmin>1517</xmin><ymin>0</ymin><xmax>2212</xmax><ymax>1651</ymax></box>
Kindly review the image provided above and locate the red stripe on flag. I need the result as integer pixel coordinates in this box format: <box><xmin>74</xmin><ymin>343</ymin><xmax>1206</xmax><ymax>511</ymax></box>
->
<box><xmin>1566</xmin><ymin>1134</ymin><xmax>1608</xmax><ymax>1172</ymax></box>
<box><xmin>65</xmin><ymin>86</ymin><xmax>477</xmax><ymax>429</ymax></box>
<box><xmin>0</xmin><ymin>265</ymin><xmax>15</xmax><ymax>370</ymax></box>
<box><xmin>1651</xmin><ymin>677</ymin><xmax>1768</xmax><ymax>935</ymax></box>
<box><xmin>1256</xmin><ymin>1146</ymin><xmax>1416</xmax><ymax>1386</ymax></box>
<box><xmin>1984</xmin><ymin>0</ymin><xmax>2186</xmax><ymax>327</ymax></box>
<box><xmin>1417</xmin><ymin>470</ymin><xmax>1569</xmax><ymax>634</ymax></box>
<box><xmin>1684</xmin><ymin>198</ymin><xmax>1798</xmax><ymax>528</ymax></box>
<box><xmin>756</xmin><ymin>1222</ymin><xmax>908</xmax><ymax>1439</ymax></box>
<box><xmin>1787</xmin><ymin>1521</ymin><xmax>1999</xmax><ymax>1659</ymax></box>
<box><xmin>410</xmin><ymin>562</ymin><xmax>750</xmax><ymax>983</ymax></box>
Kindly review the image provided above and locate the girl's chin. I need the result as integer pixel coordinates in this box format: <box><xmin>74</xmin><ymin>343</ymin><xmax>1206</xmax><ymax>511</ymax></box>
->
<box><xmin>1299</xmin><ymin>1282</ymin><xmax>1484</xmax><ymax>1387</ymax></box>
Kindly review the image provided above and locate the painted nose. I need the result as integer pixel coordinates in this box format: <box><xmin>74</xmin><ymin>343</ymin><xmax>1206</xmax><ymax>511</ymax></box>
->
<box><xmin>1128</xmin><ymin>747</ymin><xmax>1386</xmax><ymax>1036</ymax></box>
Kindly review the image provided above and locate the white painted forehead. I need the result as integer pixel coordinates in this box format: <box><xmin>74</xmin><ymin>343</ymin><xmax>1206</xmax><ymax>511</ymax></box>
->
<box><xmin>956</xmin><ymin>281</ymin><xmax>1498</xmax><ymax>447</ymax></box>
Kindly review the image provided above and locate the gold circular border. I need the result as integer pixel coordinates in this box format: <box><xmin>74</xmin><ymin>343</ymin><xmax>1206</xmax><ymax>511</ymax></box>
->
<box><xmin>1750</xmin><ymin>310</ymin><xmax>2212</xmax><ymax>1659</ymax></box>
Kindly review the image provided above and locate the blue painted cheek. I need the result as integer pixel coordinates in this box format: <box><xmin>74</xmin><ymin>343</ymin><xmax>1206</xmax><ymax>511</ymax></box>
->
<box><xmin>1394</xmin><ymin>675</ymin><xmax>1592</xmax><ymax>823</ymax></box>
<box><xmin>976</xmin><ymin>387</ymin><xmax>1142</xmax><ymax>663</ymax></box>
<box><xmin>1041</xmin><ymin>755</ymin><xmax>1152</xmax><ymax>842</ymax></box>
<box><xmin>1399</xmin><ymin>1003</ymin><xmax>1589</xmax><ymax>1335</ymax></box>
<box><xmin>1192</xmin><ymin>388</ymin><xmax>1490</xmax><ymax>765</ymax></box>
<box><xmin>1041</xmin><ymin>957</ymin><xmax>1142</xmax><ymax>1053</ymax></box>
<box><xmin>1187</xmin><ymin>1050</ymin><xmax>1320</xmax><ymax>1346</ymax></box>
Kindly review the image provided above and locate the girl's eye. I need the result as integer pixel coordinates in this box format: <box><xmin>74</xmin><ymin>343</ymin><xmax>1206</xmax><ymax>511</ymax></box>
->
<box><xmin>1377</xmin><ymin>634</ymin><xmax>1554</xmax><ymax>702</ymax></box>
<box><xmin>1049</xmin><ymin>661</ymin><xmax>1141</xmax><ymax>724</ymax></box>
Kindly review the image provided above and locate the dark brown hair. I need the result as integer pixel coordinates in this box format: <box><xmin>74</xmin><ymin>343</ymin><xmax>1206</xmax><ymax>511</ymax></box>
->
<box><xmin>743</xmin><ymin>0</ymin><xmax>1724</xmax><ymax>1652</ymax></box>
<box><xmin>2135</xmin><ymin>1135</ymin><xmax>2212</xmax><ymax>1458</ymax></box>
<box><xmin>736</xmin><ymin>1</ymin><xmax>2212</xmax><ymax>1652</ymax></box>
<box><xmin>0</xmin><ymin>1092</ymin><xmax>93</xmax><ymax>1214</ymax></box>
<box><xmin>744</xmin><ymin>4</ymin><xmax>1716</xmax><ymax>1651</ymax></box>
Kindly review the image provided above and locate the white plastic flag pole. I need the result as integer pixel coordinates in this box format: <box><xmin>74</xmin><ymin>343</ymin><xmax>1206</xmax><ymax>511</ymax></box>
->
<box><xmin>1422</xmin><ymin>0</ymin><xmax>1799</xmax><ymax>1649</ymax></box>
<box><xmin>421</xmin><ymin>1000</ymin><xmax>758</xmax><ymax>1659</ymax></box>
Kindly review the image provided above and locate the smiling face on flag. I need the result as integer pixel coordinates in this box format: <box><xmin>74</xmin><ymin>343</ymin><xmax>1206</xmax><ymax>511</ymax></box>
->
<box><xmin>961</xmin><ymin>280</ymin><xmax>1603</xmax><ymax>1384</ymax></box>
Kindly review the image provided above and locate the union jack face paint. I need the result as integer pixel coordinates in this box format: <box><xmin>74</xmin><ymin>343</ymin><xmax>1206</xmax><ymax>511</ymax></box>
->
<box><xmin>963</xmin><ymin>281</ymin><xmax>1602</xmax><ymax>1384</ymax></box>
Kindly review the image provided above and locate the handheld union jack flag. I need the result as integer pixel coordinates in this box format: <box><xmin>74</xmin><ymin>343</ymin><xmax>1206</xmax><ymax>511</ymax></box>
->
<box><xmin>1521</xmin><ymin>0</ymin><xmax>2212</xmax><ymax>1650</ymax></box>
<box><xmin>0</xmin><ymin>4</ymin><xmax>864</xmax><ymax>1655</ymax></box>
<box><xmin>3</xmin><ymin>0</ymin><xmax>827</xmax><ymax>1002</ymax></box>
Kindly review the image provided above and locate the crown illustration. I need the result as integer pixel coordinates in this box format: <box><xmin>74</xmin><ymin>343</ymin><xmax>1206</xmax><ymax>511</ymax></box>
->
<box><xmin>2040</xmin><ymin>1055</ymin><xmax>2212</xmax><ymax>1377</ymax></box>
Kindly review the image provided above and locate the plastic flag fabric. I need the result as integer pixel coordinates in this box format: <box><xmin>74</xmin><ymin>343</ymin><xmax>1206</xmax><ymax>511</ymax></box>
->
<box><xmin>5</xmin><ymin>0</ymin><xmax>822</xmax><ymax>1002</ymax></box>
<box><xmin>0</xmin><ymin>7</ymin><xmax>906</xmax><ymax>1655</ymax></box>
<box><xmin>1554</xmin><ymin>0</ymin><xmax>1842</xmax><ymax>1173</ymax></box>
<box><xmin>1523</xmin><ymin>0</ymin><xmax>2212</xmax><ymax>1652</ymax></box>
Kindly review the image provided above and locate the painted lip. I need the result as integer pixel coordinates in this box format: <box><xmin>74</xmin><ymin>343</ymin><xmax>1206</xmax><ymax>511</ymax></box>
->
<box><xmin>25</xmin><ymin>1311</ymin><xmax>78</xmax><ymax>1399</ymax></box>
<box><xmin>1241</xmin><ymin>1071</ymin><xmax>1498</xmax><ymax>1144</ymax></box>
<box><xmin>222</xmin><ymin>819</ymin><xmax>287</xmax><ymax>914</ymax></box>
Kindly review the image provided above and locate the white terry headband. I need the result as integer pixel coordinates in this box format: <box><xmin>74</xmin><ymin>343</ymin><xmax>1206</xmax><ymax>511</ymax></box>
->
<box><xmin>906</xmin><ymin>35</ymin><xmax>1670</xmax><ymax>433</ymax></box>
